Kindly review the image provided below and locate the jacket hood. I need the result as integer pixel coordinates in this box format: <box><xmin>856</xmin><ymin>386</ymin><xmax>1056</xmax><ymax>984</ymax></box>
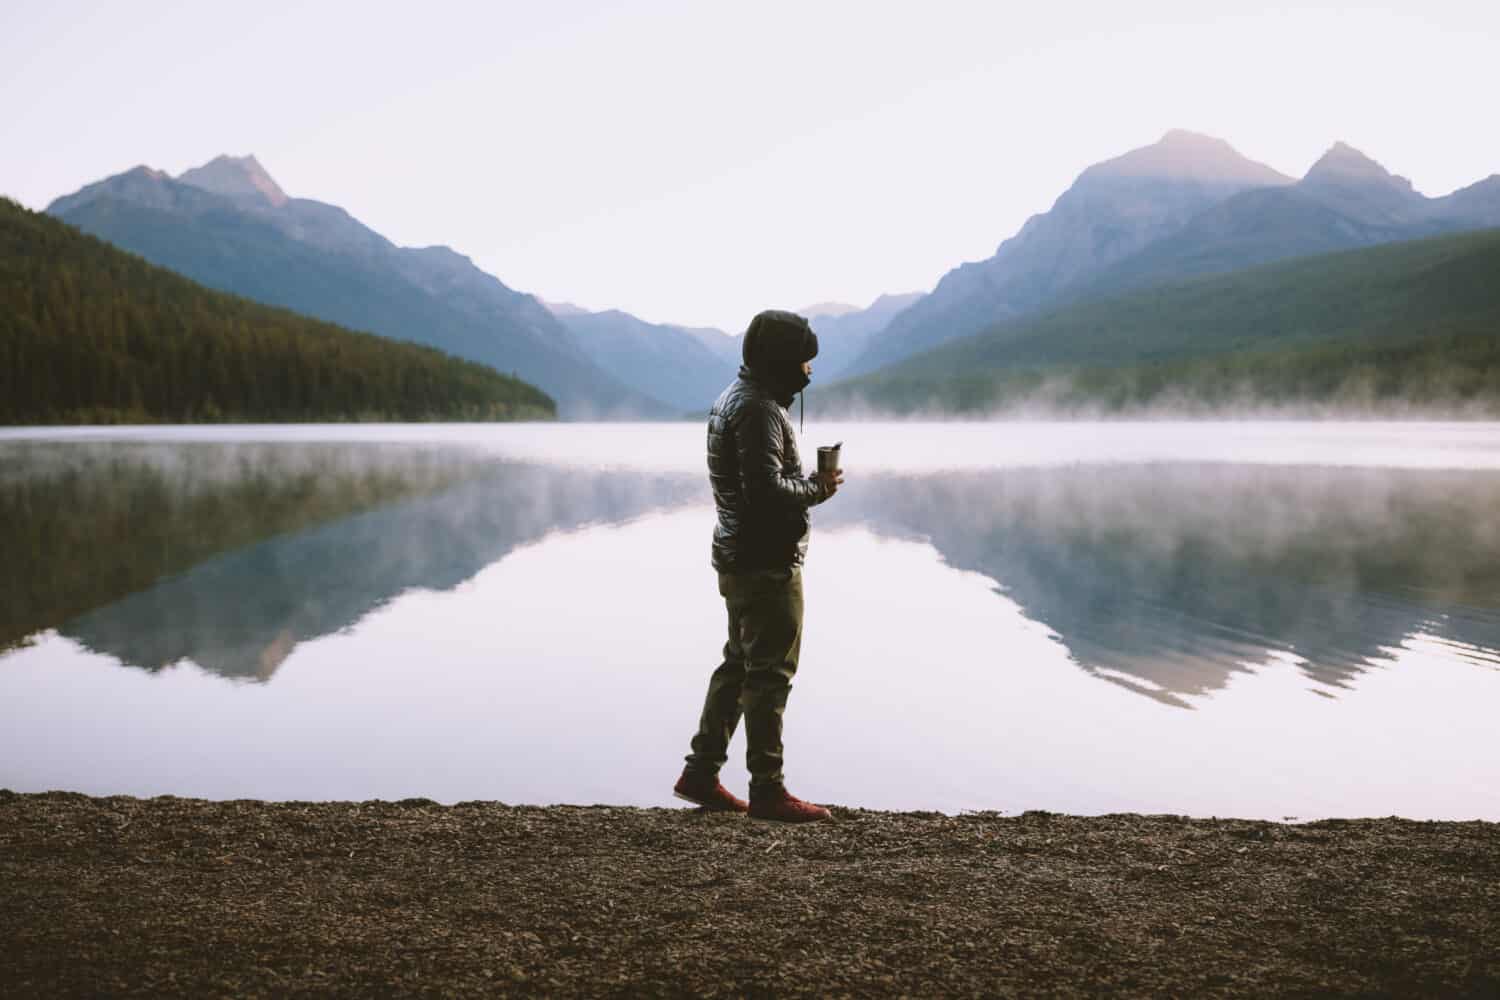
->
<box><xmin>741</xmin><ymin>310</ymin><xmax>818</xmax><ymax>410</ymax></box>
<box><xmin>742</xmin><ymin>310</ymin><xmax>818</xmax><ymax>370</ymax></box>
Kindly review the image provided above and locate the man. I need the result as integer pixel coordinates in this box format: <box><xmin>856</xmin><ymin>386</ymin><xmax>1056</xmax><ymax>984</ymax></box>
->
<box><xmin>673</xmin><ymin>309</ymin><xmax>844</xmax><ymax>823</ymax></box>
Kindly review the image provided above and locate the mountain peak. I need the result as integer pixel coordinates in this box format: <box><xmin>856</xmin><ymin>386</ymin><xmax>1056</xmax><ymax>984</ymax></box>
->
<box><xmin>1089</xmin><ymin>130</ymin><xmax>1292</xmax><ymax>186</ymax></box>
<box><xmin>178</xmin><ymin>154</ymin><xmax>289</xmax><ymax>207</ymax></box>
<box><xmin>123</xmin><ymin>165</ymin><xmax>171</xmax><ymax>182</ymax></box>
<box><xmin>1303</xmin><ymin>142</ymin><xmax>1412</xmax><ymax>191</ymax></box>
<box><xmin>44</xmin><ymin>164</ymin><xmax>188</xmax><ymax>217</ymax></box>
<box><xmin>1159</xmin><ymin>128</ymin><xmax>1227</xmax><ymax>149</ymax></box>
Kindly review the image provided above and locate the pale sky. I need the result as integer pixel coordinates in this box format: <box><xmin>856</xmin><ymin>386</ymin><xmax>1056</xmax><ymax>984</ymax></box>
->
<box><xmin>4</xmin><ymin>1</ymin><xmax>1498</xmax><ymax>332</ymax></box>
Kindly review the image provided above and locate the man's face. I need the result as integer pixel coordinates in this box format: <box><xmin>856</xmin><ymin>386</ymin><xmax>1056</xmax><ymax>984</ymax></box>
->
<box><xmin>801</xmin><ymin>361</ymin><xmax>812</xmax><ymax>376</ymax></box>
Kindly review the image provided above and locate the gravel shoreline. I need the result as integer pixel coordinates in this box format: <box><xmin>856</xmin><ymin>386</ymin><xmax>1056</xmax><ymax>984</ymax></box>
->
<box><xmin>2</xmin><ymin>790</ymin><xmax>1497</xmax><ymax>997</ymax></box>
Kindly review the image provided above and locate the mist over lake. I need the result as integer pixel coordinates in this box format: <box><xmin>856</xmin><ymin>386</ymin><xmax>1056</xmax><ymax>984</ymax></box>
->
<box><xmin>3</xmin><ymin>422</ymin><xmax>1498</xmax><ymax>820</ymax></box>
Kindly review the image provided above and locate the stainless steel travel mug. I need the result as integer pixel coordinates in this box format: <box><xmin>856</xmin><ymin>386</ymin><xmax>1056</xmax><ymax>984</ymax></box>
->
<box><xmin>817</xmin><ymin>442</ymin><xmax>842</xmax><ymax>478</ymax></box>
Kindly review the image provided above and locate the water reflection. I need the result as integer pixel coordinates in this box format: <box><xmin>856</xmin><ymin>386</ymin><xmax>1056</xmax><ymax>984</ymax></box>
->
<box><xmin>7</xmin><ymin>442</ymin><xmax>1500</xmax><ymax>708</ymax></box>
<box><xmin>826</xmin><ymin>465</ymin><xmax>1500</xmax><ymax>707</ymax></box>
<box><xmin>2</xmin><ymin>443</ymin><xmax>701</xmax><ymax>677</ymax></box>
<box><xmin>1</xmin><ymin>442</ymin><xmax>468</xmax><ymax>652</ymax></box>
<box><xmin>5</xmin><ymin>432</ymin><xmax>1500</xmax><ymax>816</ymax></box>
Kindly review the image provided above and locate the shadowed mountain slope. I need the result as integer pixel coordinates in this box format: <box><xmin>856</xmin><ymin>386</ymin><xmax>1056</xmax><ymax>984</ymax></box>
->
<box><xmin>802</xmin><ymin>293</ymin><xmax>926</xmax><ymax>379</ymax></box>
<box><xmin>47</xmin><ymin>157</ymin><xmax>670</xmax><ymax>419</ymax></box>
<box><xmin>822</xmin><ymin>227</ymin><xmax>1500</xmax><ymax>416</ymax></box>
<box><xmin>0</xmin><ymin>199</ymin><xmax>554</xmax><ymax>426</ymax></box>
<box><xmin>1080</xmin><ymin>143</ymin><xmax>1500</xmax><ymax>297</ymax></box>
<box><xmin>549</xmin><ymin>308</ymin><xmax>736</xmax><ymax>413</ymax></box>
<box><xmin>848</xmin><ymin>135</ymin><xmax>1500</xmax><ymax>378</ymax></box>
<box><xmin>846</xmin><ymin>131</ymin><xmax>1293</xmax><ymax>375</ymax></box>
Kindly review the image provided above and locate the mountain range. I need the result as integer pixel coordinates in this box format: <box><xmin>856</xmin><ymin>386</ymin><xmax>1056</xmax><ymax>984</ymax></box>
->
<box><xmin>822</xmin><ymin>226</ymin><xmax>1500</xmax><ymax>416</ymax></box>
<box><xmin>800</xmin><ymin>294</ymin><xmax>927</xmax><ymax>378</ymax></box>
<box><xmin>37</xmin><ymin>132</ymin><xmax>1500</xmax><ymax>420</ymax></box>
<box><xmin>44</xmin><ymin>154</ymin><xmax>922</xmax><ymax>417</ymax></box>
<box><xmin>841</xmin><ymin>131</ymin><xmax>1500</xmax><ymax>378</ymax></box>
<box><xmin>542</xmin><ymin>305</ymin><xmax>738</xmax><ymax>413</ymax></box>
<box><xmin>46</xmin><ymin>156</ymin><xmax>669</xmax><ymax>419</ymax></box>
<box><xmin>545</xmin><ymin>292</ymin><xmax>923</xmax><ymax>412</ymax></box>
<box><xmin>1</xmin><ymin>198</ymin><xmax>553</xmax><ymax>425</ymax></box>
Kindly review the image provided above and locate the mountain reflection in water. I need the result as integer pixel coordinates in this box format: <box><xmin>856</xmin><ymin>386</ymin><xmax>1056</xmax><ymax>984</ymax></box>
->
<box><xmin>1</xmin><ymin>442</ymin><xmax>701</xmax><ymax>678</ymax></box>
<box><xmin>5</xmin><ymin>431</ymin><xmax>1500</xmax><ymax>816</ymax></box>
<box><xmin>823</xmin><ymin>464</ymin><xmax>1500</xmax><ymax>707</ymax></box>
<box><xmin>5</xmin><ymin>441</ymin><xmax>1500</xmax><ymax>708</ymax></box>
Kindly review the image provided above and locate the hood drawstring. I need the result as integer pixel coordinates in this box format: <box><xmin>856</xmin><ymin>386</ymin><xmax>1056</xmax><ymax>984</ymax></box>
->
<box><xmin>799</xmin><ymin>390</ymin><xmax>804</xmax><ymax>434</ymax></box>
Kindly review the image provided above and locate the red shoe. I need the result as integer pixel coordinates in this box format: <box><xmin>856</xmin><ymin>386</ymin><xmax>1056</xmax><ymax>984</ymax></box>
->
<box><xmin>748</xmin><ymin>785</ymin><xmax>832</xmax><ymax>823</ymax></box>
<box><xmin>673</xmin><ymin>769</ymin><xmax>749</xmax><ymax>813</ymax></box>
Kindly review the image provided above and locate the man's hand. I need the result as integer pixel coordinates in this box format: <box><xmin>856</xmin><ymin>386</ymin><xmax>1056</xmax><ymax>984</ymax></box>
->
<box><xmin>817</xmin><ymin>468</ymin><xmax>844</xmax><ymax>498</ymax></box>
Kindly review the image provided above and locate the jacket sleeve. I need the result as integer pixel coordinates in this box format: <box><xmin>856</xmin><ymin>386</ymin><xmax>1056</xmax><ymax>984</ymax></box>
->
<box><xmin>735</xmin><ymin>399</ymin><xmax>825</xmax><ymax>509</ymax></box>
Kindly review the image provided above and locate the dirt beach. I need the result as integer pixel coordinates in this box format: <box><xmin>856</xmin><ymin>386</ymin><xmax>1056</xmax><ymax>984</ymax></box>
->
<box><xmin>1</xmin><ymin>790</ymin><xmax>1496</xmax><ymax>997</ymax></box>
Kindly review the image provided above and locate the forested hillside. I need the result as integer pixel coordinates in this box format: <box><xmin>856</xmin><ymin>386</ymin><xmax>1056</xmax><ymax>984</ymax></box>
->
<box><xmin>47</xmin><ymin>157</ymin><xmax>669</xmax><ymax>418</ymax></box>
<box><xmin>0</xmin><ymin>199</ymin><xmax>555</xmax><ymax>424</ymax></box>
<box><xmin>822</xmin><ymin>227</ymin><xmax>1500</xmax><ymax>416</ymax></box>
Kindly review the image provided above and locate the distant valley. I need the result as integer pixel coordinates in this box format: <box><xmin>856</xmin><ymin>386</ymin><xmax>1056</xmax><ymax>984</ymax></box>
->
<box><xmin>548</xmin><ymin>292</ymin><xmax>924</xmax><ymax>413</ymax></box>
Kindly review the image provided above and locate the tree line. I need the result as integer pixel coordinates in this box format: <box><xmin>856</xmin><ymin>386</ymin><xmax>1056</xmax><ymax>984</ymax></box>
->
<box><xmin>846</xmin><ymin>329</ymin><xmax>1500</xmax><ymax>417</ymax></box>
<box><xmin>0</xmin><ymin>199</ymin><xmax>556</xmax><ymax>424</ymax></box>
<box><xmin>829</xmin><ymin>226</ymin><xmax>1500</xmax><ymax>417</ymax></box>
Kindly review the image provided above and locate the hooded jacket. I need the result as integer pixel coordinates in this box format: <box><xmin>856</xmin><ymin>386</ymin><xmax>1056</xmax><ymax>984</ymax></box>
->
<box><xmin>707</xmin><ymin>311</ymin><xmax>827</xmax><ymax>572</ymax></box>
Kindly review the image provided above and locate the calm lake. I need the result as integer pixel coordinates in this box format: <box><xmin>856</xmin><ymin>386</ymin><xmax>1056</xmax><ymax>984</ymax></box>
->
<box><xmin>3</xmin><ymin>422</ymin><xmax>1499</xmax><ymax>820</ymax></box>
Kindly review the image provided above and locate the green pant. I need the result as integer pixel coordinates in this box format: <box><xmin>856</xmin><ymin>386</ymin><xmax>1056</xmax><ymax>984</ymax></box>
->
<box><xmin>685</xmin><ymin>567</ymin><xmax>804</xmax><ymax>791</ymax></box>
